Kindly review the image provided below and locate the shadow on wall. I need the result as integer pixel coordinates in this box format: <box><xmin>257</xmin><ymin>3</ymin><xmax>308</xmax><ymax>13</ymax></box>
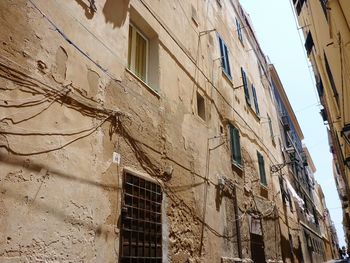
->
<box><xmin>0</xmin><ymin>153</ymin><xmax>121</xmax><ymax>238</ymax></box>
<box><xmin>103</xmin><ymin>0</ymin><xmax>129</xmax><ymax>28</ymax></box>
<box><xmin>74</xmin><ymin>0</ymin><xmax>96</xmax><ymax>20</ymax></box>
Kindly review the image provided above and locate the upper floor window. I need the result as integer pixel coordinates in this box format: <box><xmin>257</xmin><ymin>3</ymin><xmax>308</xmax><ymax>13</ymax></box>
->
<box><xmin>229</xmin><ymin>124</ymin><xmax>242</xmax><ymax>167</ymax></box>
<box><xmin>218</xmin><ymin>35</ymin><xmax>232</xmax><ymax>79</ymax></box>
<box><xmin>293</xmin><ymin>0</ymin><xmax>306</xmax><ymax>16</ymax></box>
<box><xmin>304</xmin><ymin>31</ymin><xmax>314</xmax><ymax>55</ymax></box>
<box><xmin>252</xmin><ymin>84</ymin><xmax>260</xmax><ymax>116</ymax></box>
<box><xmin>241</xmin><ymin>67</ymin><xmax>250</xmax><ymax>104</ymax></box>
<box><xmin>241</xmin><ymin>67</ymin><xmax>260</xmax><ymax>116</ymax></box>
<box><xmin>324</xmin><ymin>52</ymin><xmax>339</xmax><ymax>106</ymax></box>
<box><xmin>236</xmin><ymin>18</ymin><xmax>243</xmax><ymax>43</ymax></box>
<box><xmin>196</xmin><ymin>91</ymin><xmax>206</xmax><ymax>121</ymax></box>
<box><xmin>257</xmin><ymin>151</ymin><xmax>267</xmax><ymax>186</ymax></box>
<box><xmin>128</xmin><ymin>24</ymin><xmax>148</xmax><ymax>82</ymax></box>
<box><xmin>320</xmin><ymin>0</ymin><xmax>328</xmax><ymax>20</ymax></box>
<box><xmin>128</xmin><ymin>8</ymin><xmax>160</xmax><ymax>92</ymax></box>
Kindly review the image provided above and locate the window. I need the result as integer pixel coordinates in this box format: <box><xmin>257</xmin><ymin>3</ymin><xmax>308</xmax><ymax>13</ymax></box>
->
<box><xmin>121</xmin><ymin>172</ymin><xmax>162</xmax><ymax>262</ymax></box>
<box><xmin>236</xmin><ymin>18</ymin><xmax>243</xmax><ymax>43</ymax></box>
<box><xmin>191</xmin><ymin>5</ymin><xmax>199</xmax><ymax>26</ymax></box>
<box><xmin>315</xmin><ymin>75</ymin><xmax>324</xmax><ymax>97</ymax></box>
<box><xmin>324</xmin><ymin>52</ymin><xmax>339</xmax><ymax>105</ymax></box>
<box><xmin>241</xmin><ymin>67</ymin><xmax>250</xmax><ymax>104</ymax></box>
<box><xmin>128</xmin><ymin>8</ymin><xmax>159</xmax><ymax>92</ymax></box>
<box><xmin>218</xmin><ymin>35</ymin><xmax>232</xmax><ymax>79</ymax></box>
<box><xmin>320</xmin><ymin>0</ymin><xmax>328</xmax><ymax>20</ymax></box>
<box><xmin>294</xmin><ymin>0</ymin><xmax>305</xmax><ymax>15</ymax></box>
<box><xmin>267</xmin><ymin>114</ymin><xmax>274</xmax><ymax>142</ymax></box>
<box><xmin>304</xmin><ymin>31</ymin><xmax>314</xmax><ymax>55</ymax></box>
<box><xmin>257</xmin><ymin>151</ymin><xmax>267</xmax><ymax>186</ymax></box>
<box><xmin>252</xmin><ymin>84</ymin><xmax>260</xmax><ymax>116</ymax></box>
<box><xmin>241</xmin><ymin>67</ymin><xmax>260</xmax><ymax>116</ymax></box>
<box><xmin>128</xmin><ymin>24</ymin><xmax>149</xmax><ymax>82</ymax></box>
<box><xmin>229</xmin><ymin>124</ymin><xmax>242</xmax><ymax>167</ymax></box>
<box><xmin>196</xmin><ymin>91</ymin><xmax>206</xmax><ymax>121</ymax></box>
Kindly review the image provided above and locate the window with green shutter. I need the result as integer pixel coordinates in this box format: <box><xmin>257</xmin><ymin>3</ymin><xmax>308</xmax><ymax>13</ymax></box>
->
<box><xmin>257</xmin><ymin>151</ymin><xmax>267</xmax><ymax>186</ymax></box>
<box><xmin>241</xmin><ymin>67</ymin><xmax>250</xmax><ymax>105</ymax></box>
<box><xmin>218</xmin><ymin>35</ymin><xmax>232</xmax><ymax>79</ymax></box>
<box><xmin>229</xmin><ymin>124</ymin><xmax>242</xmax><ymax>167</ymax></box>
<box><xmin>236</xmin><ymin>18</ymin><xmax>243</xmax><ymax>43</ymax></box>
<box><xmin>252</xmin><ymin>84</ymin><xmax>260</xmax><ymax>116</ymax></box>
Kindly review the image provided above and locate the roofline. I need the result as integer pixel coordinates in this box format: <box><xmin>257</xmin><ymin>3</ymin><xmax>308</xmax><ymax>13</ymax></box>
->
<box><xmin>269</xmin><ymin>64</ymin><xmax>304</xmax><ymax>140</ymax></box>
<box><xmin>303</xmin><ymin>145</ymin><xmax>316</xmax><ymax>173</ymax></box>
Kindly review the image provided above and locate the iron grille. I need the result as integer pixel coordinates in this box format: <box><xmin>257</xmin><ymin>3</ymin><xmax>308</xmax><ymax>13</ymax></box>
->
<box><xmin>121</xmin><ymin>172</ymin><xmax>162</xmax><ymax>263</ymax></box>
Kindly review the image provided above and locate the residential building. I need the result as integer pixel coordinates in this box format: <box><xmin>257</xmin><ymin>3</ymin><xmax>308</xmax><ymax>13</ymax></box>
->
<box><xmin>0</xmin><ymin>0</ymin><xmax>337</xmax><ymax>262</ymax></box>
<box><xmin>314</xmin><ymin>182</ymin><xmax>340</xmax><ymax>260</ymax></box>
<box><xmin>290</xmin><ymin>0</ymin><xmax>350</xmax><ymax>247</ymax></box>
<box><xmin>271</xmin><ymin>64</ymin><xmax>326</xmax><ymax>263</ymax></box>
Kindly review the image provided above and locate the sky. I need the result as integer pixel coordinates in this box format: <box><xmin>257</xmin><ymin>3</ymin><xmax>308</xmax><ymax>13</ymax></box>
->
<box><xmin>239</xmin><ymin>0</ymin><xmax>345</xmax><ymax>247</ymax></box>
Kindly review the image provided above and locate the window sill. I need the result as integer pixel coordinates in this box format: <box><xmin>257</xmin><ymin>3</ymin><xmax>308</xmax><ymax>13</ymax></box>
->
<box><xmin>271</xmin><ymin>138</ymin><xmax>276</xmax><ymax>148</ymax></box>
<box><xmin>193</xmin><ymin>114</ymin><xmax>207</xmax><ymax>126</ymax></box>
<box><xmin>126</xmin><ymin>68</ymin><xmax>160</xmax><ymax>99</ymax></box>
<box><xmin>231</xmin><ymin>161</ymin><xmax>243</xmax><ymax>175</ymax></box>
<box><xmin>221</xmin><ymin>70</ymin><xmax>233</xmax><ymax>84</ymax></box>
<box><xmin>247</xmin><ymin>103</ymin><xmax>260</xmax><ymax>121</ymax></box>
<box><xmin>260</xmin><ymin>184</ymin><xmax>268</xmax><ymax>199</ymax></box>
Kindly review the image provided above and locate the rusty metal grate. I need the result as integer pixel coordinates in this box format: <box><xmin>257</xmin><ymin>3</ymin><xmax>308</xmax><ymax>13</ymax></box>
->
<box><xmin>120</xmin><ymin>172</ymin><xmax>162</xmax><ymax>263</ymax></box>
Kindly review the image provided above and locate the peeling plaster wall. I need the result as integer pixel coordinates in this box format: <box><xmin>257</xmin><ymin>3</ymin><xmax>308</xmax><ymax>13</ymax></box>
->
<box><xmin>0</xmin><ymin>0</ymin><xmax>298</xmax><ymax>262</ymax></box>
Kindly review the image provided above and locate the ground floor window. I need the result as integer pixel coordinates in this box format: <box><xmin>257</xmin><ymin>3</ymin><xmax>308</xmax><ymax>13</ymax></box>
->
<box><xmin>120</xmin><ymin>172</ymin><xmax>162</xmax><ymax>263</ymax></box>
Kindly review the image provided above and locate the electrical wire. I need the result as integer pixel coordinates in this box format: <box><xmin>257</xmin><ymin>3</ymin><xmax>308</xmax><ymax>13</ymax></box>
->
<box><xmin>0</xmin><ymin>0</ymin><xmax>315</xmax><ymax>248</ymax></box>
<box><xmin>0</xmin><ymin>114</ymin><xmax>112</xmax><ymax>156</ymax></box>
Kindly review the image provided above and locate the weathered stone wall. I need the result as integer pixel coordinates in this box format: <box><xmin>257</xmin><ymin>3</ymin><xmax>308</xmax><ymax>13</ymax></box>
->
<box><xmin>0</xmin><ymin>0</ymin><xmax>295</xmax><ymax>262</ymax></box>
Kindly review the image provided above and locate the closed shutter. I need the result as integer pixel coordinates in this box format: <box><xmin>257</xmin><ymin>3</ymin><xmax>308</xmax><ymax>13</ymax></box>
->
<box><xmin>252</xmin><ymin>85</ymin><xmax>260</xmax><ymax>116</ymax></box>
<box><xmin>257</xmin><ymin>152</ymin><xmax>267</xmax><ymax>186</ymax></box>
<box><xmin>230</xmin><ymin>125</ymin><xmax>242</xmax><ymax>166</ymax></box>
<box><xmin>241</xmin><ymin>67</ymin><xmax>250</xmax><ymax>104</ymax></box>
<box><xmin>218</xmin><ymin>35</ymin><xmax>231</xmax><ymax>79</ymax></box>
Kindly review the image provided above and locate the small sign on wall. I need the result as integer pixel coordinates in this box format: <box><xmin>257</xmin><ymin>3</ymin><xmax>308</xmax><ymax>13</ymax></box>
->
<box><xmin>112</xmin><ymin>152</ymin><xmax>121</xmax><ymax>165</ymax></box>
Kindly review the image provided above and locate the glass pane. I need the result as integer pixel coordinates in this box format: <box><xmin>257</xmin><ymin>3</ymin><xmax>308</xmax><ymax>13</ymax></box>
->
<box><xmin>135</xmin><ymin>32</ymin><xmax>147</xmax><ymax>81</ymax></box>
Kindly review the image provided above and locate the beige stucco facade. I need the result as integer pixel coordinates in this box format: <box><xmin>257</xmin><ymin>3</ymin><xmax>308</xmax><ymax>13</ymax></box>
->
<box><xmin>291</xmin><ymin>0</ymin><xmax>350</xmax><ymax>248</ymax></box>
<box><xmin>0</xmin><ymin>0</ymin><xmax>337</xmax><ymax>262</ymax></box>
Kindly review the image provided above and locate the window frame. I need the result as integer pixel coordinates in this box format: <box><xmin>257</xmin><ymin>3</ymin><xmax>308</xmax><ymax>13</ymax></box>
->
<box><xmin>229</xmin><ymin>124</ymin><xmax>242</xmax><ymax>167</ymax></box>
<box><xmin>241</xmin><ymin>67</ymin><xmax>250</xmax><ymax>105</ymax></box>
<box><xmin>218</xmin><ymin>35</ymin><xmax>232</xmax><ymax>80</ymax></box>
<box><xmin>128</xmin><ymin>23</ymin><xmax>149</xmax><ymax>83</ymax></box>
<box><xmin>236</xmin><ymin>17</ymin><xmax>243</xmax><ymax>43</ymax></box>
<box><xmin>196</xmin><ymin>91</ymin><xmax>206</xmax><ymax>121</ymax></box>
<box><xmin>304</xmin><ymin>31</ymin><xmax>314</xmax><ymax>55</ymax></box>
<box><xmin>257</xmin><ymin>151</ymin><xmax>267</xmax><ymax>186</ymax></box>
<box><xmin>241</xmin><ymin>67</ymin><xmax>260</xmax><ymax>116</ymax></box>
<box><xmin>120</xmin><ymin>171</ymin><xmax>163</xmax><ymax>262</ymax></box>
<box><xmin>251</xmin><ymin>84</ymin><xmax>260</xmax><ymax>116</ymax></box>
<box><xmin>324</xmin><ymin>52</ymin><xmax>339</xmax><ymax>106</ymax></box>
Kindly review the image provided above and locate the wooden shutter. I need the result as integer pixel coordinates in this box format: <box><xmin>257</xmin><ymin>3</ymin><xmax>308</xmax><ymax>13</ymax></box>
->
<box><xmin>230</xmin><ymin>125</ymin><xmax>241</xmax><ymax>166</ymax></box>
<box><xmin>241</xmin><ymin>68</ymin><xmax>250</xmax><ymax>104</ymax></box>
<box><xmin>252</xmin><ymin>84</ymin><xmax>260</xmax><ymax>115</ymax></box>
<box><xmin>257</xmin><ymin>152</ymin><xmax>267</xmax><ymax>186</ymax></box>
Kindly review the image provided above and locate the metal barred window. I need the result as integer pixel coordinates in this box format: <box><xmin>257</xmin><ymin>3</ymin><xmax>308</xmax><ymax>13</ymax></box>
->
<box><xmin>121</xmin><ymin>172</ymin><xmax>162</xmax><ymax>263</ymax></box>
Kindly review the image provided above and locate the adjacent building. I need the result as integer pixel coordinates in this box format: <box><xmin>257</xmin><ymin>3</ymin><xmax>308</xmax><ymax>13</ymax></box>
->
<box><xmin>290</xmin><ymin>0</ymin><xmax>350</xmax><ymax>247</ymax></box>
<box><xmin>0</xmin><ymin>0</ymin><xmax>338</xmax><ymax>262</ymax></box>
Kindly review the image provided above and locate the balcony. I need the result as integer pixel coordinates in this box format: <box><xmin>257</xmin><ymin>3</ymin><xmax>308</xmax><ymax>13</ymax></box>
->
<box><xmin>282</xmin><ymin>115</ymin><xmax>290</xmax><ymax>131</ymax></box>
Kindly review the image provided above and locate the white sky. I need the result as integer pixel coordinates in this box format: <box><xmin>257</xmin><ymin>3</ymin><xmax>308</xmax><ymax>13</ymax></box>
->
<box><xmin>239</xmin><ymin>0</ymin><xmax>345</xmax><ymax>247</ymax></box>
